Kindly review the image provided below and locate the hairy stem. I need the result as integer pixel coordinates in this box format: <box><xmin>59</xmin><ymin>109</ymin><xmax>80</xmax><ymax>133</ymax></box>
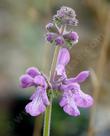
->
<box><xmin>43</xmin><ymin>46</ymin><xmax>60</xmax><ymax>136</ymax></box>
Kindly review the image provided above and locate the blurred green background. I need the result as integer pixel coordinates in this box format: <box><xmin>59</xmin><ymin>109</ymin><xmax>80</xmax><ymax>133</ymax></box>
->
<box><xmin>0</xmin><ymin>0</ymin><xmax>110</xmax><ymax>136</ymax></box>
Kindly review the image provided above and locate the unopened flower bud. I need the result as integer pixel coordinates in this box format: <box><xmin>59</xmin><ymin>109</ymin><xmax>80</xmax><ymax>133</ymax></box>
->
<box><xmin>46</xmin><ymin>23</ymin><xmax>59</xmax><ymax>33</ymax></box>
<box><xmin>63</xmin><ymin>31</ymin><xmax>79</xmax><ymax>43</ymax></box>
<box><xmin>46</xmin><ymin>33</ymin><xmax>56</xmax><ymax>42</ymax></box>
<box><xmin>19</xmin><ymin>75</ymin><xmax>33</xmax><ymax>88</ymax></box>
<box><xmin>26</xmin><ymin>67</ymin><xmax>40</xmax><ymax>78</ymax></box>
<box><xmin>55</xmin><ymin>36</ymin><xmax>64</xmax><ymax>46</ymax></box>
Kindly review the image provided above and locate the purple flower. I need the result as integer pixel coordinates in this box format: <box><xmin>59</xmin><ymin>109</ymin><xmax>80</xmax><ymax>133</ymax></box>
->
<box><xmin>60</xmin><ymin>83</ymin><xmax>93</xmax><ymax>108</ymax></box>
<box><xmin>54</xmin><ymin>48</ymin><xmax>93</xmax><ymax>116</ymax></box>
<box><xmin>19</xmin><ymin>67</ymin><xmax>50</xmax><ymax>116</ymax></box>
<box><xmin>25</xmin><ymin>86</ymin><xmax>50</xmax><ymax>116</ymax></box>
<box><xmin>56</xmin><ymin>48</ymin><xmax>70</xmax><ymax>76</ymax></box>
<box><xmin>59</xmin><ymin>90</ymin><xmax>80</xmax><ymax>116</ymax></box>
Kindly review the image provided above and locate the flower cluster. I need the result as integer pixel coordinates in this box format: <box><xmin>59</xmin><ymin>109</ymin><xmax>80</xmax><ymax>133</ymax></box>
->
<box><xmin>19</xmin><ymin>6</ymin><xmax>93</xmax><ymax>117</ymax></box>
<box><xmin>46</xmin><ymin>6</ymin><xmax>79</xmax><ymax>48</ymax></box>
<box><xmin>53</xmin><ymin>48</ymin><xmax>93</xmax><ymax>116</ymax></box>
<box><xmin>19</xmin><ymin>67</ymin><xmax>50</xmax><ymax>116</ymax></box>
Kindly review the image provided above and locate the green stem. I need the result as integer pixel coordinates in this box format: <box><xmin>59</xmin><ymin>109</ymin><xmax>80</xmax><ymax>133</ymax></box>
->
<box><xmin>43</xmin><ymin>46</ymin><xmax>60</xmax><ymax>136</ymax></box>
<box><xmin>43</xmin><ymin>96</ymin><xmax>52</xmax><ymax>136</ymax></box>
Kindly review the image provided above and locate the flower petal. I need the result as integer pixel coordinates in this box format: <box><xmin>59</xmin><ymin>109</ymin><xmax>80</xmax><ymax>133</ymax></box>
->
<box><xmin>25</xmin><ymin>98</ymin><xmax>46</xmax><ymax>116</ymax></box>
<box><xmin>60</xmin><ymin>83</ymin><xmax>80</xmax><ymax>92</ymax></box>
<box><xmin>42</xmin><ymin>90</ymin><xmax>50</xmax><ymax>105</ymax></box>
<box><xmin>59</xmin><ymin>90</ymin><xmax>80</xmax><ymax>116</ymax></box>
<box><xmin>63</xmin><ymin>104</ymin><xmax>80</xmax><ymax>116</ymax></box>
<box><xmin>73</xmin><ymin>71</ymin><xmax>90</xmax><ymax>83</ymax></box>
<box><xmin>34</xmin><ymin>75</ymin><xmax>47</xmax><ymax>89</ymax></box>
<box><xmin>64</xmin><ymin>71</ymin><xmax>90</xmax><ymax>84</ymax></box>
<box><xmin>56</xmin><ymin>64</ymin><xmax>65</xmax><ymax>76</ymax></box>
<box><xmin>59</xmin><ymin>95</ymin><xmax>67</xmax><ymax>107</ymax></box>
<box><xmin>26</xmin><ymin>67</ymin><xmax>40</xmax><ymax>78</ymax></box>
<box><xmin>74</xmin><ymin>90</ymin><xmax>93</xmax><ymax>108</ymax></box>
<box><xmin>57</xmin><ymin>48</ymin><xmax>70</xmax><ymax>66</ymax></box>
<box><xmin>19</xmin><ymin>74</ymin><xmax>33</xmax><ymax>88</ymax></box>
<box><xmin>26</xmin><ymin>87</ymin><xmax>49</xmax><ymax>116</ymax></box>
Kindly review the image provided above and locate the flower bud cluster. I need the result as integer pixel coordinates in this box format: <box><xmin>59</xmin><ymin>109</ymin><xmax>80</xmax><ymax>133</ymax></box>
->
<box><xmin>46</xmin><ymin>6</ymin><xmax>79</xmax><ymax>48</ymax></box>
<box><xmin>53</xmin><ymin>6</ymin><xmax>78</xmax><ymax>26</ymax></box>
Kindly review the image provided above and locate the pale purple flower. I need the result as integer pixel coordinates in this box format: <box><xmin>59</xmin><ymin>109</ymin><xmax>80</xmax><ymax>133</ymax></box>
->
<box><xmin>25</xmin><ymin>86</ymin><xmax>50</xmax><ymax>116</ymax></box>
<box><xmin>54</xmin><ymin>48</ymin><xmax>93</xmax><ymax>116</ymax></box>
<box><xmin>19</xmin><ymin>67</ymin><xmax>50</xmax><ymax>116</ymax></box>
<box><xmin>56</xmin><ymin>48</ymin><xmax>70</xmax><ymax>76</ymax></box>
<box><xmin>60</xmin><ymin>83</ymin><xmax>93</xmax><ymax>108</ymax></box>
<box><xmin>59</xmin><ymin>90</ymin><xmax>80</xmax><ymax>116</ymax></box>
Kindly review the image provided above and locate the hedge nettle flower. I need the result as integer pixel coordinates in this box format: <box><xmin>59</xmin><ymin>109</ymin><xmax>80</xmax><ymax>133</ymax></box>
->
<box><xmin>19</xmin><ymin>67</ymin><xmax>50</xmax><ymax>116</ymax></box>
<box><xmin>46</xmin><ymin>6</ymin><xmax>79</xmax><ymax>48</ymax></box>
<box><xmin>54</xmin><ymin>48</ymin><xmax>93</xmax><ymax>116</ymax></box>
<box><xmin>19</xmin><ymin>48</ymin><xmax>93</xmax><ymax>117</ymax></box>
<box><xmin>19</xmin><ymin>6</ymin><xmax>93</xmax><ymax>117</ymax></box>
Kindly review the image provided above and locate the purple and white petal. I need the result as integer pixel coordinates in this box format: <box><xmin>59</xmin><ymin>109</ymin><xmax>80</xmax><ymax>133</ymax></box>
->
<box><xmin>57</xmin><ymin>48</ymin><xmax>70</xmax><ymax>66</ymax></box>
<box><xmin>30</xmin><ymin>87</ymin><xmax>50</xmax><ymax>104</ymax></box>
<box><xmin>26</xmin><ymin>67</ymin><xmax>40</xmax><ymax>78</ymax></box>
<box><xmin>56</xmin><ymin>64</ymin><xmax>65</xmax><ymax>76</ymax></box>
<box><xmin>30</xmin><ymin>90</ymin><xmax>38</xmax><ymax>100</ymax></box>
<box><xmin>74</xmin><ymin>89</ymin><xmax>93</xmax><ymax>108</ymax></box>
<box><xmin>19</xmin><ymin>74</ymin><xmax>33</xmax><ymax>88</ymax></box>
<box><xmin>60</xmin><ymin>82</ymin><xmax>80</xmax><ymax>92</ymax></box>
<box><xmin>59</xmin><ymin>91</ymin><xmax>80</xmax><ymax>116</ymax></box>
<box><xmin>34</xmin><ymin>75</ymin><xmax>47</xmax><ymax>89</ymax></box>
<box><xmin>73</xmin><ymin>71</ymin><xmax>90</xmax><ymax>83</ymax></box>
<box><xmin>25</xmin><ymin>98</ymin><xmax>46</xmax><ymax>116</ymax></box>
<box><xmin>41</xmin><ymin>90</ymin><xmax>50</xmax><ymax>105</ymax></box>
<box><xmin>64</xmin><ymin>71</ymin><xmax>90</xmax><ymax>84</ymax></box>
<box><xmin>25</xmin><ymin>87</ymin><xmax>49</xmax><ymax>116</ymax></box>
<box><xmin>63</xmin><ymin>104</ymin><xmax>80</xmax><ymax>116</ymax></box>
